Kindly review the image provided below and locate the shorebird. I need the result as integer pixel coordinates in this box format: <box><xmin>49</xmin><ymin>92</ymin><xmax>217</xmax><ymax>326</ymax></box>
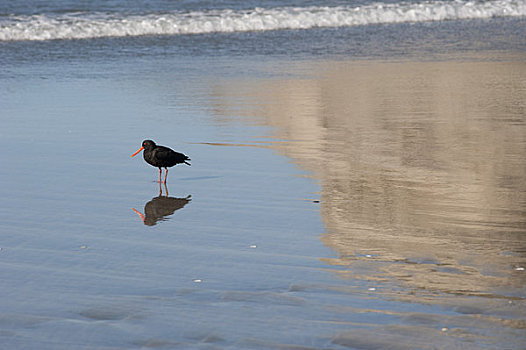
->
<box><xmin>131</xmin><ymin>140</ymin><xmax>190</xmax><ymax>183</ymax></box>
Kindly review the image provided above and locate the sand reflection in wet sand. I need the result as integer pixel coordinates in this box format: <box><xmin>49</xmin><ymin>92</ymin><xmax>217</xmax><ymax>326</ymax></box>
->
<box><xmin>211</xmin><ymin>58</ymin><xmax>526</xmax><ymax>347</ymax></box>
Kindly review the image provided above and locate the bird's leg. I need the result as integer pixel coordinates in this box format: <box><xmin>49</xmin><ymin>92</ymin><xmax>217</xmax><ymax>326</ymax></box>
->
<box><xmin>158</xmin><ymin>181</ymin><xmax>162</xmax><ymax>196</ymax></box>
<box><xmin>163</xmin><ymin>182</ymin><xmax>169</xmax><ymax>196</ymax></box>
<box><xmin>163</xmin><ymin>167</ymin><xmax>168</xmax><ymax>184</ymax></box>
<box><xmin>158</xmin><ymin>168</ymin><xmax>162</xmax><ymax>183</ymax></box>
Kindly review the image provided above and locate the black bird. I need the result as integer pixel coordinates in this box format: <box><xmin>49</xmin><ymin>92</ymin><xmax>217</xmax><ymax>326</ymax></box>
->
<box><xmin>131</xmin><ymin>140</ymin><xmax>190</xmax><ymax>183</ymax></box>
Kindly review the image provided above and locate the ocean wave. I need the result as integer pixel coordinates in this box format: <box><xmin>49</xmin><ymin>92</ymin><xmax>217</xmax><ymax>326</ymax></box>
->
<box><xmin>1</xmin><ymin>0</ymin><xmax>525</xmax><ymax>41</ymax></box>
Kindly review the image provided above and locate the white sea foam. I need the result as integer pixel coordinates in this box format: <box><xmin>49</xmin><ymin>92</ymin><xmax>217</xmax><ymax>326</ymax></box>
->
<box><xmin>1</xmin><ymin>0</ymin><xmax>525</xmax><ymax>41</ymax></box>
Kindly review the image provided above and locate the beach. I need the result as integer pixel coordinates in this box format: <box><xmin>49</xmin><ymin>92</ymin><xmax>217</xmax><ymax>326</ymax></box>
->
<box><xmin>1</xmin><ymin>1</ymin><xmax>526</xmax><ymax>348</ymax></box>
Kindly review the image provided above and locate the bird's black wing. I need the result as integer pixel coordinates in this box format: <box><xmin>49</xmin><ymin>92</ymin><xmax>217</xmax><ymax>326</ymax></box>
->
<box><xmin>181</xmin><ymin>153</ymin><xmax>191</xmax><ymax>166</ymax></box>
<box><xmin>154</xmin><ymin>146</ymin><xmax>190</xmax><ymax>166</ymax></box>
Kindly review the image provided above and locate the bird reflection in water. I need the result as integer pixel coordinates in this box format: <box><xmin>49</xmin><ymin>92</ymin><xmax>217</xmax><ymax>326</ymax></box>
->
<box><xmin>132</xmin><ymin>182</ymin><xmax>191</xmax><ymax>226</ymax></box>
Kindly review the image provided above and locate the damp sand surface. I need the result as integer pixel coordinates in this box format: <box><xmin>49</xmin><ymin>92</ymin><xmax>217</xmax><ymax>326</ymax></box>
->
<box><xmin>1</xmin><ymin>54</ymin><xmax>526</xmax><ymax>349</ymax></box>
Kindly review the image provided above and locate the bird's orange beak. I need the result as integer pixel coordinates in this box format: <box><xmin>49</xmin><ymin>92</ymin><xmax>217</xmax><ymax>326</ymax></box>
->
<box><xmin>131</xmin><ymin>146</ymin><xmax>144</xmax><ymax>157</ymax></box>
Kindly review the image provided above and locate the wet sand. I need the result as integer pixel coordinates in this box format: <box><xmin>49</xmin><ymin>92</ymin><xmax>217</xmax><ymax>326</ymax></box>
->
<box><xmin>1</xmin><ymin>53</ymin><xmax>525</xmax><ymax>349</ymax></box>
<box><xmin>211</xmin><ymin>56</ymin><xmax>526</xmax><ymax>348</ymax></box>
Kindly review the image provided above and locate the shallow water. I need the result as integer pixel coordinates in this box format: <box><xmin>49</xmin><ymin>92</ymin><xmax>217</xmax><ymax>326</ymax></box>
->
<box><xmin>192</xmin><ymin>57</ymin><xmax>526</xmax><ymax>348</ymax></box>
<box><xmin>1</xmin><ymin>40</ymin><xmax>526</xmax><ymax>350</ymax></box>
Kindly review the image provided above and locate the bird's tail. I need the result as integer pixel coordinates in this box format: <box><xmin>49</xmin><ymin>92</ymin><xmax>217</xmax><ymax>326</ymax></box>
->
<box><xmin>184</xmin><ymin>156</ymin><xmax>191</xmax><ymax>166</ymax></box>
